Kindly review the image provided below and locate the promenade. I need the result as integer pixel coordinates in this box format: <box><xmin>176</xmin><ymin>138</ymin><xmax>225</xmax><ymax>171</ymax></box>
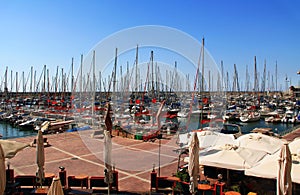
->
<box><xmin>282</xmin><ymin>125</ymin><xmax>300</xmax><ymax>141</ymax></box>
<box><xmin>9</xmin><ymin>130</ymin><xmax>181</xmax><ymax>194</ymax></box>
<box><xmin>8</xmin><ymin>125</ymin><xmax>300</xmax><ymax>194</ymax></box>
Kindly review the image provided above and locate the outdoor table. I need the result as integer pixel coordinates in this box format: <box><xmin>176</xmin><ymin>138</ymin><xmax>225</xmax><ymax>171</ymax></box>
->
<box><xmin>75</xmin><ymin>175</ymin><xmax>88</xmax><ymax>189</ymax></box>
<box><xmin>31</xmin><ymin>188</ymin><xmax>48</xmax><ymax>194</ymax></box>
<box><xmin>225</xmin><ymin>191</ymin><xmax>241</xmax><ymax>195</ymax></box>
<box><xmin>45</xmin><ymin>173</ymin><xmax>55</xmax><ymax>178</ymax></box>
<box><xmin>198</xmin><ymin>184</ymin><xmax>212</xmax><ymax>195</ymax></box>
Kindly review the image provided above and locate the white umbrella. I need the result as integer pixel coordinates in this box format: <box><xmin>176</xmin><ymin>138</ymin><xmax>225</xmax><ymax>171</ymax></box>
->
<box><xmin>0</xmin><ymin>144</ymin><xmax>6</xmax><ymax>195</ymax></box>
<box><xmin>178</xmin><ymin>131</ymin><xmax>236</xmax><ymax>150</ymax></box>
<box><xmin>0</xmin><ymin>140</ymin><xmax>29</xmax><ymax>159</ymax></box>
<box><xmin>188</xmin><ymin>132</ymin><xmax>199</xmax><ymax>194</ymax></box>
<box><xmin>199</xmin><ymin>144</ymin><xmax>267</xmax><ymax>171</ymax></box>
<box><xmin>245</xmin><ymin>150</ymin><xmax>300</xmax><ymax>184</ymax></box>
<box><xmin>277</xmin><ymin>143</ymin><xmax>292</xmax><ymax>195</ymax></box>
<box><xmin>47</xmin><ymin>177</ymin><xmax>64</xmax><ymax>195</ymax></box>
<box><xmin>36</xmin><ymin>130</ymin><xmax>45</xmax><ymax>187</ymax></box>
<box><xmin>237</xmin><ymin>133</ymin><xmax>284</xmax><ymax>154</ymax></box>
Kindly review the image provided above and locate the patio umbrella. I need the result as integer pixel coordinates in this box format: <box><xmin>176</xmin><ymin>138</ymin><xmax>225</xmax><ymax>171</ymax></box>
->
<box><xmin>277</xmin><ymin>143</ymin><xmax>292</xmax><ymax>195</ymax></box>
<box><xmin>47</xmin><ymin>177</ymin><xmax>64</xmax><ymax>195</ymax></box>
<box><xmin>237</xmin><ymin>133</ymin><xmax>283</xmax><ymax>154</ymax></box>
<box><xmin>36</xmin><ymin>130</ymin><xmax>45</xmax><ymax>187</ymax></box>
<box><xmin>199</xmin><ymin>144</ymin><xmax>267</xmax><ymax>171</ymax></box>
<box><xmin>104</xmin><ymin>130</ymin><xmax>113</xmax><ymax>195</ymax></box>
<box><xmin>0</xmin><ymin>140</ymin><xmax>29</xmax><ymax>159</ymax></box>
<box><xmin>104</xmin><ymin>102</ymin><xmax>113</xmax><ymax>194</ymax></box>
<box><xmin>188</xmin><ymin>132</ymin><xmax>199</xmax><ymax>194</ymax></box>
<box><xmin>0</xmin><ymin>144</ymin><xmax>6</xmax><ymax>195</ymax></box>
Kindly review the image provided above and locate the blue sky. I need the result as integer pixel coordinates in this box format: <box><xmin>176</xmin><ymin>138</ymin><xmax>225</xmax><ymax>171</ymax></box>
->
<box><xmin>1</xmin><ymin>0</ymin><xmax>300</xmax><ymax>92</ymax></box>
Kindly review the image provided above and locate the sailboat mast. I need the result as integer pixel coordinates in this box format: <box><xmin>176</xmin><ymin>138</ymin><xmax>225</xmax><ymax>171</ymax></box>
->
<box><xmin>200</xmin><ymin>37</ymin><xmax>205</xmax><ymax>129</ymax></box>
<box><xmin>113</xmin><ymin>48</ymin><xmax>118</xmax><ymax>94</ymax></box>
<box><xmin>151</xmin><ymin>50</ymin><xmax>154</xmax><ymax>97</ymax></box>
<box><xmin>71</xmin><ymin>57</ymin><xmax>74</xmax><ymax>93</ymax></box>
<box><xmin>80</xmin><ymin>54</ymin><xmax>83</xmax><ymax>114</ymax></box>
<box><xmin>135</xmin><ymin>45</ymin><xmax>138</xmax><ymax>93</ymax></box>
<box><xmin>275</xmin><ymin>60</ymin><xmax>278</xmax><ymax>92</ymax></box>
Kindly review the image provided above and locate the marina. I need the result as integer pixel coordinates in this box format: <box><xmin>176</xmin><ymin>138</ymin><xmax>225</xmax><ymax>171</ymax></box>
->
<box><xmin>1</xmin><ymin>1</ymin><xmax>300</xmax><ymax>194</ymax></box>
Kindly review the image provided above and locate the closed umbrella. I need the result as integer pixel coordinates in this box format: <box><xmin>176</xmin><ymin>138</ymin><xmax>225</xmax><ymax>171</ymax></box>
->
<box><xmin>36</xmin><ymin>130</ymin><xmax>45</xmax><ymax>187</ymax></box>
<box><xmin>104</xmin><ymin>102</ymin><xmax>113</xmax><ymax>195</ymax></box>
<box><xmin>188</xmin><ymin>132</ymin><xmax>199</xmax><ymax>194</ymax></box>
<box><xmin>47</xmin><ymin>177</ymin><xmax>64</xmax><ymax>195</ymax></box>
<box><xmin>0</xmin><ymin>144</ymin><xmax>6</xmax><ymax>195</ymax></box>
<box><xmin>277</xmin><ymin>143</ymin><xmax>292</xmax><ymax>195</ymax></box>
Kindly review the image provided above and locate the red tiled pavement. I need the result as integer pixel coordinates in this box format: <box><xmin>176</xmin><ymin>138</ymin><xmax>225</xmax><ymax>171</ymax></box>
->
<box><xmin>8</xmin><ymin>130</ymin><xmax>181</xmax><ymax>193</ymax></box>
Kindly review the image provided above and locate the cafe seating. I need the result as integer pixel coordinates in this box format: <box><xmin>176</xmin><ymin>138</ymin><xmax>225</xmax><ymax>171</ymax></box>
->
<box><xmin>150</xmin><ymin>172</ymin><xmax>173</xmax><ymax>193</ymax></box>
<box><xmin>14</xmin><ymin>175</ymin><xmax>37</xmax><ymax>194</ymax></box>
<box><xmin>14</xmin><ymin>175</ymin><xmax>36</xmax><ymax>189</ymax></box>
<box><xmin>89</xmin><ymin>176</ymin><xmax>109</xmax><ymax>192</ymax></box>
<box><xmin>67</xmin><ymin>175</ymin><xmax>89</xmax><ymax>189</ymax></box>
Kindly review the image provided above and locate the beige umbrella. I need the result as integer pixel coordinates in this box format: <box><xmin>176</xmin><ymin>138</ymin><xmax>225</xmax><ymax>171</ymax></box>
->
<box><xmin>104</xmin><ymin>103</ymin><xmax>113</xmax><ymax>195</ymax></box>
<box><xmin>47</xmin><ymin>177</ymin><xmax>64</xmax><ymax>195</ymax></box>
<box><xmin>36</xmin><ymin>130</ymin><xmax>45</xmax><ymax>187</ymax></box>
<box><xmin>0</xmin><ymin>144</ymin><xmax>6</xmax><ymax>195</ymax></box>
<box><xmin>188</xmin><ymin>132</ymin><xmax>199</xmax><ymax>194</ymax></box>
<box><xmin>277</xmin><ymin>143</ymin><xmax>292</xmax><ymax>195</ymax></box>
<box><xmin>0</xmin><ymin>140</ymin><xmax>29</xmax><ymax>159</ymax></box>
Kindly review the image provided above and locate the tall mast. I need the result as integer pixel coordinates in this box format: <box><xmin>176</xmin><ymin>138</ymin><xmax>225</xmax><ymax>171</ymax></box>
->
<box><xmin>254</xmin><ymin>56</ymin><xmax>258</xmax><ymax>92</ymax></box>
<box><xmin>47</xmin><ymin>69</ymin><xmax>50</xmax><ymax>94</ymax></box>
<box><xmin>262</xmin><ymin>59</ymin><xmax>266</xmax><ymax>93</ymax></box>
<box><xmin>200</xmin><ymin>37</ymin><xmax>205</xmax><ymax>129</ymax></box>
<box><xmin>71</xmin><ymin>57</ymin><xmax>74</xmax><ymax>93</ymax></box>
<box><xmin>113</xmin><ymin>48</ymin><xmax>117</xmax><ymax>94</ymax></box>
<box><xmin>80</xmin><ymin>54</ymin><xmax>83</xmax><ymax>113</ymax></box>
<box><xmin>151</xmin><ymin>50</ymin><xmax>154</xmax><ymax>97</ymax></box>
<box><xmin>221</xmin><ymin>60</ymin><xmax>224</xmax><ymax>91</ymax></box>
<box><xmin>22</xmin><ymin>71</ymin><xmax>25</xmax><ymax>93</ymax></box>
<box><xmin>92</xmin><ymin>50</ymin><xmax>96</xmax><ymax>126</ymax></box>
<box><xmin>135</xmin><ymin>45</ymin><xmax>138</xmax><ymax>93</ymax></box>
<box><xmin>16</xmin><ymin>72</ymin><xmax>18</xmax><ymax>95</ymax></box>
<box><xmin>30</xmin><ymin>66</ymin><xmax>33</xmax><ymax>93</ymax></box>
<box><xmin>43</xmin><ymin>65</ymin><xmax>46</xmax><ymax>93</ymax></box>
<box><xmin>275</xmin><ymin>60</ymin><xmax>278</xmax><ymax>91</ymax></box>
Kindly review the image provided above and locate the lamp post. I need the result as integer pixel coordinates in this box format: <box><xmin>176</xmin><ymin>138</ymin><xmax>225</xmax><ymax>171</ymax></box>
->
<box><xmin>157</xmin><ymin>133</ymin><xmax>162</xmax><ymax>177</ymax></box>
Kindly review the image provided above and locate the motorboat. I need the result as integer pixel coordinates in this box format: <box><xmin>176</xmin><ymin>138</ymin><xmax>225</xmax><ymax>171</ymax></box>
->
<box><xmin>239</xmin><ymin>111</ymin><xmax>261</xmax><ymax>123</ymax></box>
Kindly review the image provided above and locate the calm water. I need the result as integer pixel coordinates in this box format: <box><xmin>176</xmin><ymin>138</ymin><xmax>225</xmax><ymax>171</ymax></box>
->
<box><xmin>182</xmin><ymin>116</ymin><xmax>297</xmax><ymax>134</ymax></box>
<box><xmin>0</xmin><ymin>122</ymin><xmax>36</xmax><ymax>139</ymax></box>
<box><xmin>0</xmin><ymin>116</ymin><xmax>297</xmax><ymax>139</ymax></box>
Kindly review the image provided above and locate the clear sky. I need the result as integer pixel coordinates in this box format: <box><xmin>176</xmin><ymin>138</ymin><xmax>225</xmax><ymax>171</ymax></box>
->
<box><xmin>1</xmin><ymin>0</ymin><xmax>300</xmax><ymax>92</ymax></box>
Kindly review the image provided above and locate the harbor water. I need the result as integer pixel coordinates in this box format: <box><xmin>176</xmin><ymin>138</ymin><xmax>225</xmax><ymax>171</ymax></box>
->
<box><xmin>0</xmin><ymin>122</ymin><xmax>36</xmax><ymax>139</ymax></box>
<box><xmin>1</xmin><ymin>115</ymin><xmax>298</xmax><ymax>139</ymax></box>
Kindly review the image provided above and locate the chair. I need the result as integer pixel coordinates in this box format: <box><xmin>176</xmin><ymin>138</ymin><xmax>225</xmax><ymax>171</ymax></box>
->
<box><xmin>89</xmin><ymin>176</ymin><xmax>108</xmax><ymax>192</ymax></box>
<box><xmin>14</xmin><ymin>175</ymin><xmax>36</xmax><ymax>194</ymax></box>
<box><xmin>156</xmin><ymin>177</ymin><xmax>173</xmax><ymax>193</ymax></box>
<box><xmin>67</xmin><ymin>175</ymin><xmax>89</xmax><ymax>189</ymax></box>
<box><xmin>14</xmin><ymin>175</ymin><xmax>36</xmax><ymax>188</ymax></box>
<box><xmin>89</xmin><ymin>171</ymin><xmax>118</xmax><ymax>193</ymax></box>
